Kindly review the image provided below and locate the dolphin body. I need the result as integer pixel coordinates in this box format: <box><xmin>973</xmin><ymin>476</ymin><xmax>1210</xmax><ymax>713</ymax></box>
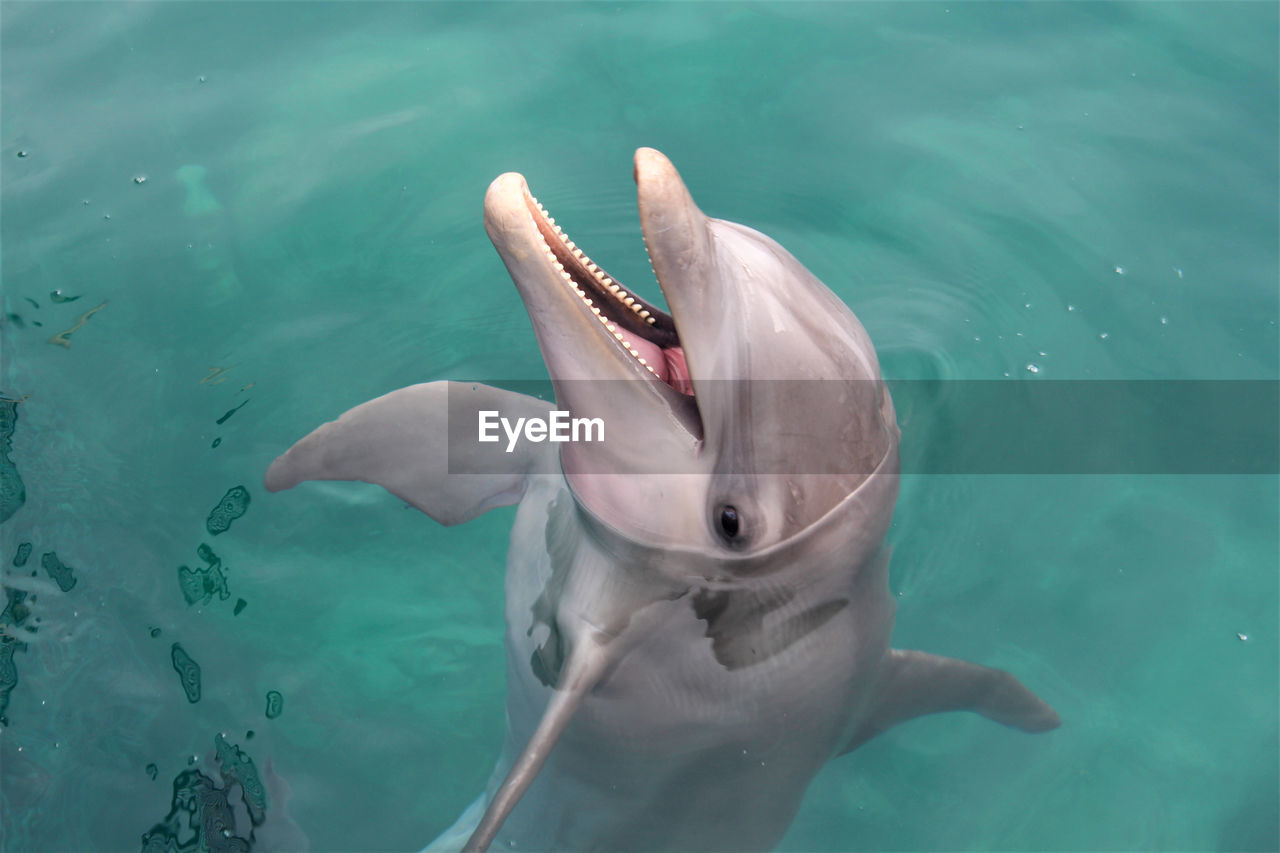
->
<box><xmin>265</xmin><ymin>149</ymin><xmax>1059</xmax><ymax>851</ymax></box>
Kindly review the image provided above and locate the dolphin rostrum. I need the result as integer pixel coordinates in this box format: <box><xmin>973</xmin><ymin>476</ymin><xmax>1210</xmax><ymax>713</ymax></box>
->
<box><xmin>264</xmin><ymin>148</ymin><xmax>1060</xmax><ymax>851</ymax></box>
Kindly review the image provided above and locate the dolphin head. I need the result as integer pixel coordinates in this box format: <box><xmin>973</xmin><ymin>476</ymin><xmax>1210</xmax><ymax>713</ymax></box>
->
<box><xmin>484</xmin><ymin>148</ymin><xmax>898</xmax><ymax>570</ymax></box>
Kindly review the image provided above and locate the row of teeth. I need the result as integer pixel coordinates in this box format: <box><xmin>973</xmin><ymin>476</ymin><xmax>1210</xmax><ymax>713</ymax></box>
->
<box><xmin>530</xmin><ymin>196</ymin><xmax>661</xmax><ymax>376</ymax></box>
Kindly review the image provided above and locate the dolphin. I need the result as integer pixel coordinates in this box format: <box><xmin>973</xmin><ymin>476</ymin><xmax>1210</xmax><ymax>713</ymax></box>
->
<box><xmin>264</xmin><ymin>148</ymin><xmax>1060</xmax><ymax>852</ymax></box>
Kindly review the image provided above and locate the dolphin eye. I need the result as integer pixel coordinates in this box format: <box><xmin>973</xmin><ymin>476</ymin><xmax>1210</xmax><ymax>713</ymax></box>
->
<box><xmin>718</xmin><ymin>505</ymin><xmax>741</xmax><ymax>540</ymax></box>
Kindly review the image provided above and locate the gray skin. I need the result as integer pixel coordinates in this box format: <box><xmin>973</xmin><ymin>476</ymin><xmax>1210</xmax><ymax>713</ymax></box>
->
<box><xmin>265</xmin><ymin>149</ymin><xmax>1059</xmax><ymax>852</ymax></box>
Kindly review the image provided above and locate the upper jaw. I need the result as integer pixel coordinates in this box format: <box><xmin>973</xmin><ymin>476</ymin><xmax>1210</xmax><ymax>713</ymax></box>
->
<box><xmin>633</xmin><ymin>148</ymin><xmax>731</xmax><ymax>434</ymax></box>
<box><xmin>633</xmin><ymin>147</ymin><xmax>714</xmax><ymax>326</ymax></box>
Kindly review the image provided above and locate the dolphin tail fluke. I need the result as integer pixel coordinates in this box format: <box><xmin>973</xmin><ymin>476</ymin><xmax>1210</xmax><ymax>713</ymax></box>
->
<box><xmin>841</xmin><ymin>649</ymin><xmax>1060</xmax><ymax>754</ymax></box>
<box><xmin>463</xmin><ymin>636</ymin><xmax>612</xmax><ymax>853</ymax></box>
<box><xmin>264</xmin><ymin>381</ymin><xmax>555</xmax><ymax>526</ymax></box>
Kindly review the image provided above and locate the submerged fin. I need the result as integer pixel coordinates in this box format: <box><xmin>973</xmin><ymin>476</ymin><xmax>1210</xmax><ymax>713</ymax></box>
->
<box><xmin>463</xmin><ymin>634</ymin><xmax>613</xmax><ymax>853</ymax></box>
<box><xmin>842</xmin><ymin>649</ymin><xmax>1060</xmax><ymax>753</ymax></box>
<box><xmin>265</xmin><ymin>381</ymin><xmax>555</xmax><ymax>526</ymax></box>
<box><xmin>423</xmin><ymin>793</ymin><xmax>486</xmax><ymax>852</ymax></box>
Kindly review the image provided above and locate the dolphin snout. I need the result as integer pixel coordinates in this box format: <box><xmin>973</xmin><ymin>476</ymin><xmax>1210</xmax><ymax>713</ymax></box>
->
<box><xmin>483</xmin><ymin>172</ymin><xmax>532</xmax><ymax>242</ymax></box>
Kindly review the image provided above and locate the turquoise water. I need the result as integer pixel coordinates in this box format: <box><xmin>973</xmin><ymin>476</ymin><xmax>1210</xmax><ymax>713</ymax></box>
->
<box><xmin>2</xmin><ymin>2</ymin><xmax>1277</xmax><ymax>850</ymax></box>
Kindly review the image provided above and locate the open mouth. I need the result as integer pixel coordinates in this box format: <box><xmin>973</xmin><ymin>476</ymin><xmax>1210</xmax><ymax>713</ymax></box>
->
<box><xmin>521</xmin><ymin>190</ymin><xmax>695</xmax><ymax>396</ymax></box>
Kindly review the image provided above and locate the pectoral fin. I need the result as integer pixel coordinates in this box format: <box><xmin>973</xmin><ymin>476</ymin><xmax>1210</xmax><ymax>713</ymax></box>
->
<box><xmin>843</xmin><ymin>649</ymin><xmax>1060</xmax><ymax>753</ymax></box>
<box><xmin>463</xmin><ymin>630</ymin><xmax>613</xmax><ymax>853</ymax></box>
<box><xmin>265</xmin><ymin>381</ymin><xmax>555</xmax><ymax>526</ymax></box>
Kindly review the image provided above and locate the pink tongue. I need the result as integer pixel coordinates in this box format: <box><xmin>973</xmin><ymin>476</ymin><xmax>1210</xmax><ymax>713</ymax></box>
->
<box><xmin>663</xmin><ymin>347</ymin><xmax>694</xmax><ymax>396</ymax></box>
<box><xmin>624</xmin><ymin>339</ymin><xmax>693</xmax><ymax>396</ymax></box>
<box><xmin>627</xmin><ymin>335</ymin><xmax>665</xmax><ymax>376</ymax></box>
